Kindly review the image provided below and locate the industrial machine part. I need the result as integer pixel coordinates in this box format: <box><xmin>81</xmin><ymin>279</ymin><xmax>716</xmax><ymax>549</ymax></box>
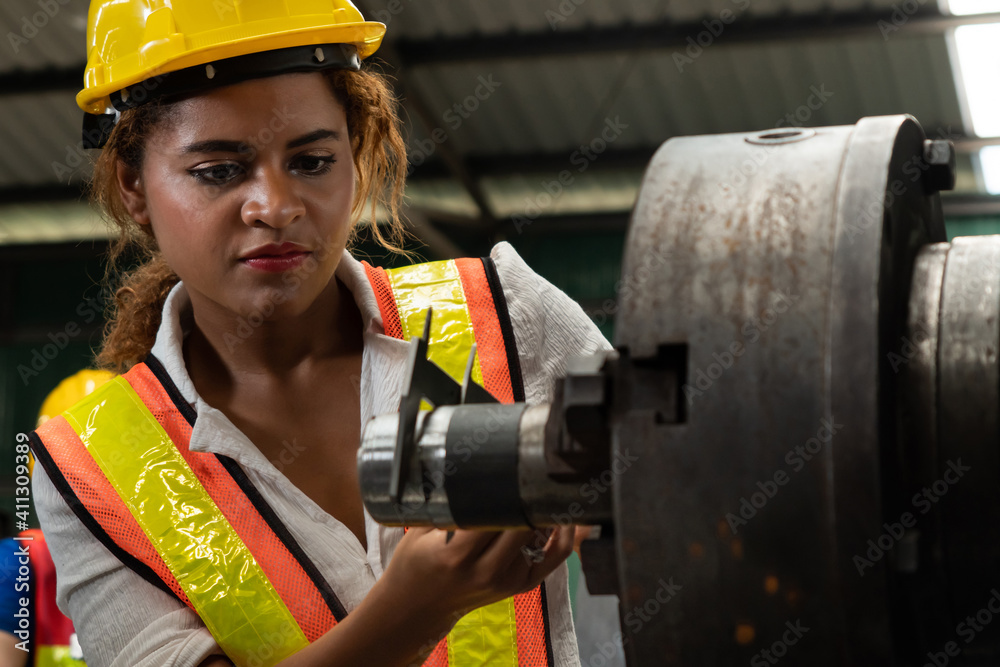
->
<box><xmin>358</xmin><ymin>115</ymin><xmax>1000</xmax><ymax>665</ymax></box>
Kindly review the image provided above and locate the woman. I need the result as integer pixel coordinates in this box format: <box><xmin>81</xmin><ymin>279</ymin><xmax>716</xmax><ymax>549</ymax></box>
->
<box><xmin>30</xmin><ymin>2</ymin><xmax>609</xmax><ymax>666</ymax></box>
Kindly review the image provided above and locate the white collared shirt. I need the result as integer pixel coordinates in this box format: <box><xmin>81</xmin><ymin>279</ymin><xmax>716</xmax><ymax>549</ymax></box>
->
<box><xmin>33</xmin><ymin>243</ymin><xmax>610</xmax><ymax>667</ymax></box>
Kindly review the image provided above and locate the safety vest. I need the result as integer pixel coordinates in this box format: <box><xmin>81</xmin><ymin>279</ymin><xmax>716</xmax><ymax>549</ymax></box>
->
<box><xmin>30</xmin><ymin>258</ymin><xmax>553</xmax><ymax>667</ymax></box>
<box><xmin>19</xmin><ymin>529</ymin><xmax>86</xmax><ymax>667</ymax></box>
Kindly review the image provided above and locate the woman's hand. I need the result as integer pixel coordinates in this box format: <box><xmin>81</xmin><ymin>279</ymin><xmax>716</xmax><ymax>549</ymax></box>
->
<box><xmin>273</xmin><ymin>526</ymin><xmax>574</xmax><ymax>667</ymax></box>
<box><xmin>386</xmin><ymin>525</ymin><xmax>575</xmax><ymax>621</ymax></box>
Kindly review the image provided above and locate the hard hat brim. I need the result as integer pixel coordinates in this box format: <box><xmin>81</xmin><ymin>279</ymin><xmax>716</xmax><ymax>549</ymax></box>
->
<box><xmin>77</xmin><ymin>21</ymin><xmax>386</xmax><ymax>116</ymax></box>
<box><xmin>79</xmin><ymin>42</ymin><xmax>369</xmax><ymax>149</ymax></box>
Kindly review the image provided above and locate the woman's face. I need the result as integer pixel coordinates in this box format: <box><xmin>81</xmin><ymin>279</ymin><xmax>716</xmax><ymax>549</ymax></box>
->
<box><xmin>118</xmin><ymin>72</ymin><xmax>356</xmax><ymax>325</ymax></box>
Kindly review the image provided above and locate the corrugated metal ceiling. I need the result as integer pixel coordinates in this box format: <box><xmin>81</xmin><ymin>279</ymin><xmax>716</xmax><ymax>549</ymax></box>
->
<box><xmin>405</xmin><ymin>35</ymin><xmax>964</xmax><ymax>157</ymax></box>
<box><xmin>0</xmin><ymin>0</ymin><xmax>989</xmax><ymax>245</ymax></box>
<box><xmin>363</xmin><ymin>0</ymin><xmax>914</xmax><ymax>39</ymax></box>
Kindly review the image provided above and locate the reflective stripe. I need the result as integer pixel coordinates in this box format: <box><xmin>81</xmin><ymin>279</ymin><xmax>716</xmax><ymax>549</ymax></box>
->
<box><xmin>448</xmin><ymin>603</ymin><xmax>519</xmax><ymax>666</ymax></box>
<box><xmin>386</xmin><ymin>260</ymin><xmax>521</xmax><ymax>666</ymax></box>
<box><xmin>62</xmin><ymin>377</ymin><xmax>308</xmax><ymax>667</ymax></box>
<box><xmin>387</xmin><ymin>260</ymin><xmax>484</xmax><ymax>386</ymax></box>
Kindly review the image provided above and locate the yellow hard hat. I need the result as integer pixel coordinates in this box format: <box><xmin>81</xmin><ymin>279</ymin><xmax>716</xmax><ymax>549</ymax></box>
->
<box><xmin>37</xmin><ymin>369</ymin><xmax>116</xmax><ymax>428</ymax></box>
<box><xmin>78</xmin><ymin>0</ymin><xmax>385</xmax><ymax>146</ymax></box>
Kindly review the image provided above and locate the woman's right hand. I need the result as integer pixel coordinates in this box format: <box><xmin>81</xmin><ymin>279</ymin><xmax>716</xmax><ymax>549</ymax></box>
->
<box><xmin>275</xmin><ymin>526</ymin><xmax>574</xmax><ymax>667</ymax></box>
<box><xmin>386</xmin><ymin>525</ymin><xmax>575</xmax><ymax>622</ymax></box>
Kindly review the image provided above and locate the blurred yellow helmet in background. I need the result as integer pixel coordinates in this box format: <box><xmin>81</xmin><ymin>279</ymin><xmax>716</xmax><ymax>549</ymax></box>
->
<box><xmin>37</xmin><ymin>369</ymin><xmax>116</xmax><ymax>427</ymax></box>
<box><xmin>34</xmin><ymin>369</ymin><xmax>116</xmax><ymax>476</ymax></box>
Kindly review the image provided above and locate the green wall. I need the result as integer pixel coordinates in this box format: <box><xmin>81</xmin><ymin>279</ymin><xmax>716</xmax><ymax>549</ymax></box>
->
<box><xmin>0</xmin><ymin>243</ymin><xmax>111</xmax><ymax>533</ymax></box>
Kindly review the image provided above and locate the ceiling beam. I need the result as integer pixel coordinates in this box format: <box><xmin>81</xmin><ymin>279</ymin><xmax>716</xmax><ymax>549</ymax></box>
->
<box><xmin>408</xmin><ymin>134</ymin><xmax>994</xmax><ymax>182</ymax></box>
<box><xmin>0</xmin><ymin>183</ymin><xmax>86</xmax><ymax>205</ymax></box>
<box><xmin>409</xmin><ymin>146</ymin><xmax>657</xmax><ymax>181</ymax></box>
<box><xmin>940</xmin><ymin>194</ymin><xmax>1000</xmax><ymax>218</ymax></box>
<box><xmin>395</xmin><ymin>9</ymin><xmax>1000</xmax><ymax>66</ymax></box>
<box><xmin>0</xmin><ymin>66</ymin><xmax>83</xmax><ymax>96</ymax></box>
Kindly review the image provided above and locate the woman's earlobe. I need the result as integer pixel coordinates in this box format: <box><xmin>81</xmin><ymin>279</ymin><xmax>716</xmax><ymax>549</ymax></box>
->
<box><xmin>116</xmin><ymin>161</ymin><xmax>150</xmax><ymax>226</ymax></box>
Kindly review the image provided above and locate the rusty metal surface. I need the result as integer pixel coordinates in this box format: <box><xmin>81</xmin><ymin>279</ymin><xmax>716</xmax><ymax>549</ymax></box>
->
<box><xmin>611</xmin><ymin>116</ymin><xmax>947</xmax><ymax>665</ymax></box>
<box><xmin>614</xmin><ymin>122</ymin><xmax>855</xmax><ymax>665</ymax></box>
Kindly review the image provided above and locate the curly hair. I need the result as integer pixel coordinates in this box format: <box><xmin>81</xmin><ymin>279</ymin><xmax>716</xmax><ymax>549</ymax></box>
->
<box><xmin>91</xmin><ymin>67</ymin><xmax>408</xmax><ymax>373</ymax></box>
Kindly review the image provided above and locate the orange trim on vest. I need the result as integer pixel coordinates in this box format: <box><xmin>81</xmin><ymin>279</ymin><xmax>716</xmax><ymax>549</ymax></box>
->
<box><xmin>122</xmin><ymin>363</ymin><xmax>340</xmax><ymax>642</ymax></box>
<box><xmin>362</xmin><ymin>261</ymin><xmax>404</xmax><ymax>339</ymax></box>
<box><xmin>32</xmin><ymin>363</ymin><xmax>342</xmax><ymax>645</ymax></box>
<box><xmin>423</xmin><ymin>641</ymin><xmax>449</xmax><ymax>666</ymax></box>
<box><xmin>453</xmin><ymin>258</ymin><xmax>516</xmax><ymax>404</ymax></box>
<box><xmin>512</xmin><ymin>587</ymin><xmax>549</xmax><ymax>665</ymax></box>
<box><xmin>33</xmin><ymin>415</ymin><xmax>191</xmax><ymax>607</ymax></box>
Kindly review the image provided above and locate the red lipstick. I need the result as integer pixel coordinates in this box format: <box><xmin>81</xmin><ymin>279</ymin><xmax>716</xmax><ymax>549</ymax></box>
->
<box><xmin>239</xmin><ymin>242</ymin><xmax>311</xmax><ymax>273</ymax></box>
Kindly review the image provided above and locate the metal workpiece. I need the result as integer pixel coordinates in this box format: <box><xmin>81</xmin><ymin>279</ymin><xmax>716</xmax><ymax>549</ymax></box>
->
<box><xmin>360</xmin><ymin>400</ymin><xmax>614</xmax><ymax>529</ymax></box>
<box><xmin>612</xmin><ymin>115</ymin><xmax>948</xmax><ymax>666</ymax></box>
<box><xmin>617</xmin><ymin>120</ymin><xmax>853</xmax><ymax>664</ymax></box>
<box><xmin>545</xmin><ymin>353</ymin><xmax>615</xmax><ymax>481</ymax></box>
<box><xmin>359</xmin><ymin>408</ymin><xmax>457</xmax><ymax>528</ymax></box>
<box><xmin>360</xmin><ymin>404</ymin><xmax>526</xmax><ymax>529</ymax></box>
<box><xmin>519</xmin><ymin>403</ymin><xmax>613</xmax><ymax>527</ymax></box>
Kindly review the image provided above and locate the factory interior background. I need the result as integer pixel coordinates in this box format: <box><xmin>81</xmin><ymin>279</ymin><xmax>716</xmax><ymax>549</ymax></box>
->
<box><xmin>2</xmin><ymin>0</ymin><xmax>1000</xmax><ymax>653</ymax></box>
